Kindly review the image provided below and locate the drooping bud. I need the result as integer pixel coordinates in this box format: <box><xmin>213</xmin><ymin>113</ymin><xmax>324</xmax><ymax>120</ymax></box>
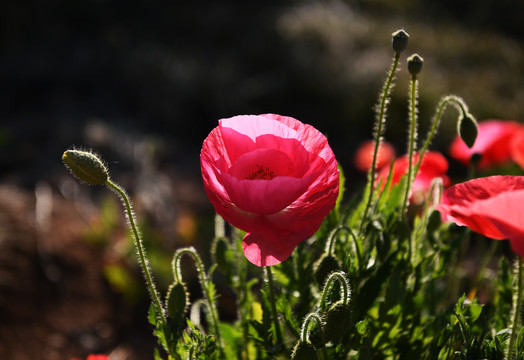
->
<box><xmin>291</xmin><ymin>340</ymin><xmax>318</xmax><ymax>360</ymax></box>
<box><xmin>166</xmin><ymin>281</ymin><xmax>189</xmax><ymax>318</ymax></box>
<box><xmin>62</xmin><ymin>149</ymin><xmax>109</xmax><ymax>185</ymax></box>
<box><xmin>314</xmin><ymin>254</ymin><xmax>340</xmax><ymax>287</ymax></box>
<box><xmin>457</xmin><ymin>113</ymin><xmax>478</xmax><ymax>149</ymax></box>
<box><xmin>322</xmin><ymin>301</ymin><xmax>352</xmax><ymax>342</ymax></box>
<box><xmin>165</xmin><ymin>281</ymin><xmax>190</xmax><ymax>330</ymax></box>
<box><xmin>211</xmin><ymin>235</ymin><xmax>231</xmax><ymax>272</ymax></box>
<box><xmin>392</xmin><ymin>29</ymin><xmax>409</xmax><ymax>55</ymax></box>
<box><xmin>407</xmin><ymin>54</ymin><xmax>424</xmax><ymax>76</ymax></box>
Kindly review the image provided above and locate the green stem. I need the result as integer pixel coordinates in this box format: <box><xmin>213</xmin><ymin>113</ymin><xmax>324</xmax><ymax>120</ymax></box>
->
<box><xmin>173</xmin><ymin>247</ymin><xmax>222</xmax><ymax>346</ymax></box>
<box><xmin>414</xmin><ymin>95</ymin><xmax>469</xmax><ymax>176</ymax></box>
<box><xmin>401</xmin><ymin>75</ymin><xmax>419</xmax><ymax>219</ymax></box>
<box><xmin>106</xmin><ymin>179</ymin><xmax>166</xmax><ymax>326</ymax></box>
<box><xmin>328</xmin><ymin>226</ymin><xmax>362</xmax><ymax>271</ymax></box>
<box><xmin>301</xmin><ymin>312</ymin><xmax>322</xmax><ymax>342</ymax></box>
<box><xmin>301</xmin><ymin>313</ymin><xmax>328</xmax><ymax>359</ymax></box>
<box><xmin>265</xmin><ymin>266</ymin><xmax>284</xmax><ymax>346</ymax></box>
<box><xmin>358</xmin><ymin>54</ymin><xmax>401</xmax><ymax>237</ymax></box>
<box><xmin>320</xmin><ymin>271</ymin><xmax>350</xmax><ymax>311</ymax></box>
<box><xmin>507</xmin><ymin>257</ymin><xmax>523</xmax><ymax>359</ymax></box>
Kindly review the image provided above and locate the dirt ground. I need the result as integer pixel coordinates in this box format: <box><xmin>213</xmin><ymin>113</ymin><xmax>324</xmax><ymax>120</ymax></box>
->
<box><xmin>0</xmin><ymin>182</ymin><xmax>166</xmax><ymax>360</ymax></box>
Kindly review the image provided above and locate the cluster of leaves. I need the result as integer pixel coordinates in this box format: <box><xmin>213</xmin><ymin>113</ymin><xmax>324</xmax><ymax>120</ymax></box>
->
<box><xmin>147</xmin><ymin>166</ymin><xmax>522</xmax><ymax>359</ymax></box>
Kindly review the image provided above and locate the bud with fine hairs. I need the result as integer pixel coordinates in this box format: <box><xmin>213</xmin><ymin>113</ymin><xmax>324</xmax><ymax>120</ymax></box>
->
<box><xmin>62</xmin><ymin>149</ymin><xmax>109</xmax><ymax>185</ymax></box>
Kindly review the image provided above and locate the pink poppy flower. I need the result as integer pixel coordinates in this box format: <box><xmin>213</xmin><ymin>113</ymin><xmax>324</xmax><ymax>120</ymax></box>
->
<box><xmin>449</xmin><ymin>120</ymin><xmax>523</xmax><ymax>169</ymax></box>
<box><xmin>200</xmin><ymin>114</ymin><xmax>340</xmax><ymax>266</ymax></box>
<box><xmin>436</xmin><ymin>175</ymin><xmax>524</xmax><ymax>256</ymax></box>
<box><xmin>353</xmin><ymin>140</ymin><xmax>395</xmax><ymax>173</ymax></box>
<box><xmin>376</xmin><ymin>151</ymin><xmax>450</xmax><ymax>204</ymax></box>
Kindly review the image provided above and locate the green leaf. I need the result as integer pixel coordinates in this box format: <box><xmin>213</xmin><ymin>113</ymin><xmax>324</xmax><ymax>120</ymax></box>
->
<box><xmin>468</xmin><ymin>302</ymin><xmax>483</xmax><ymax>323</ymax></box>
<box><xmin>356</xmin><ymin>319</ymin><xmax>369</xmax><ymax>336</ymax></box>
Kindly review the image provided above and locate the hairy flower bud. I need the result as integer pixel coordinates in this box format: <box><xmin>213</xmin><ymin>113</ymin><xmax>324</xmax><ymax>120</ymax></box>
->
<box><xmin>314</xmin><ymin>254</ymin><xmax>340</xmax><ymax>287</ymax></box>
<box><xmin>407</xmin><ymin>54</ymin><xmax>424</xmax><ymax>76</ymax></box>
<box><xmin>392</xmin><ymin>29</ymin><xmax>409</xmax><ymax>55</ymax></box>
<box><xmin>62</xmin><ymin>149</ymin><xmax>109</xmax><ymax>185</ymax></box>
<box><xmin>291</xmin><ymin>340</ymin><xmax>318</xmax><ymax>360</ymax></box>
<box><xmin>166</xmin><ymin>281</ymin><xmax>190</xmax><ymax>330</ymax></box>
<box><xmin>323</xmin><ymin>301</ymin><xmax>351</xmax><ymax>342</ymax></box>
<box><xmin>458</xmin><ymin>113</ymin><xmax>479</xmax><ymax>149</ymax></box>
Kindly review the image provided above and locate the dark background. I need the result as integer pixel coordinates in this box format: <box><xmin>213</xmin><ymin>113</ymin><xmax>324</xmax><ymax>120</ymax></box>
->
<box><xmin>1</xmin><ymin>0</ymin><xmax>523</xmax><ymax>359</ymax></box>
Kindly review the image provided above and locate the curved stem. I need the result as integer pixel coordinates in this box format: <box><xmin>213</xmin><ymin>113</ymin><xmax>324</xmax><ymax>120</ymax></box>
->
<box><xmin>265</xmin><ymin>266</ymin><xmax>283</xmax><ymax>346</ymax></box>
<box><xmin>328</xmin><ymin>226</ymin><xmax>362</xmax><ymax>270</ymax></box>
<box><xmin>320</xmin><ymin>271</ymin><xmax>350</xmax><ymax>311</ymax></box>
<box><xmin>507</xmin><ymin>257</ymin><xmax>523</xmax><ymax>359</ymax></box>
<box><xmin>301</xmin><ymin>312</ymin><xmax>323</xmax><ymax>342</ymax></box>
<box><xmin>359</xmin><ymin>54</ymin><xmax>401</xmax><ymax>236</ymax></box>
<box><xmin>173</xmin><ymin>247</ymin><xmax>222</xmax><ymax>346</ymax></box>
<box><xmin>106</xmin><ymin>179</ymin><xmax>166</xmax><ymax>326</ymax></box>
<box><xmin>415</xmin><ymin>95</ymin><xmax>469</xmax><ymax>176</ymax></box>
<box><xmin>301</xmin><ymin>312</ymin><xmax>328</xmax><ymax>359</ymax></box>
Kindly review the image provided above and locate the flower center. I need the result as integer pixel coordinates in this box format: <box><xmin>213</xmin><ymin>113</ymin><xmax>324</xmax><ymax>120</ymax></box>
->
<box><xmin>246</xmin><ymin>165</ymin><xmax>276</xmax><ymax>180</ymax></box>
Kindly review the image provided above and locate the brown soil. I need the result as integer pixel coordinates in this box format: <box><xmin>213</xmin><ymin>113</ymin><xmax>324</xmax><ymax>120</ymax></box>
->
<box><xmin>0</xmin><ymin>183</ymin><xmax>156</xmax><ymax>360</ymax></box>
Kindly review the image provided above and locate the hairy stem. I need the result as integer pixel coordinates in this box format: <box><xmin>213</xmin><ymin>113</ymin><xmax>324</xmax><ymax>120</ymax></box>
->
<box><xmin>173</xmin><ymin>247</ymin><xmax>222</xmax><ymax>346</ymax></box>
<box><xmin>106</xmin><ymin>179</ymin><xmax>167</xmax><ymax>326</ymax></box>
<box><xmin>507</xmin><ymin>257</ymin><xmax>523</xmax><ymax>359</ymax></box>
<box><xmin>415</xmin><ymin>95</ymin><xmax>469</xmax><ymax>176</ymax></box>
<box><xmin>265</xmin><ymin>266</ymin><xmax>283</xmax><ymax>346</ymax></box>
<box><xmin>359</xmin><ymin>54</ymin><xmax>401</xmax><ymax>236</ymax></box>
<box><xmin>401</xmin><ymin>75</ymin><xmax>419</xmax><ymax>219</ymax></box>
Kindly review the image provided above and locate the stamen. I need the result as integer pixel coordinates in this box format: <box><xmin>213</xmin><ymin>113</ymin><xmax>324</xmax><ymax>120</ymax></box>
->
<box><xmin>246</xmin><ymin>165</ymin><xmax>276</xmax><ymax>180</ymax></box>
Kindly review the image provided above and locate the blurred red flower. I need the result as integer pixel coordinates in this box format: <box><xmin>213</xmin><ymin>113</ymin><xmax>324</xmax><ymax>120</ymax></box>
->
<box><xmin>71</xmin><ymin>355</ymin><xmax>109</xmax><ymax>360</ymax></box>
<box><xmin>353</xmin><ymin>140</ymin><xmax>395</xmax><ymax>173</ymax></box>
<box><xmin>510</xmin><ymin>128</ymin><xmax>524</xmax><ymax>170</ymax></box>
<box><xmin>437</xmin><ymin>175</ymin><xmax>524</xmax><ymax>256</ymax></box>
<box><xmin>376</xmin><ymin>151</ymin><xmax>450</xmax><ymax>204</ymax></box>
<box><xmin>449</xmin><ymin>120</ymin><xmax>523</xmax><ymax>169</ymax></box>
<box><xmin>201</xmin><ymin>114</ymin><xmax>339</xmax><ymax>266</ymax></box>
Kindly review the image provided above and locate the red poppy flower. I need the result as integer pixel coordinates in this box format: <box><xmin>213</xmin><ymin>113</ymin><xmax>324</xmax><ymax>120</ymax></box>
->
<box><xmin>376</xmin><ymin>151</ymin><xmax>450</xmax><ymax>204</ymax></box>
<box><xmin>354</xmin><ymin>140</ymin><xmax>395</xmax><ymax>173</ymax></box>
<box><xmin>511</xmin><ymin>128</ymin><xmax>524</xmax><ymax>170</ymax></box>
<box><xmin>201</xmin><ymin>114</ymin><xmax>340</xmax><ymax>266</ymax></box>
<box><xmin>71</xmin><ymin>355</ymin><xmax>109</xmax><ymax>360</ymax></box>
<box><xmin>449</xmin><ymin>120</ymin><xmax>523</xmax><ymax>169</ymax></box>
<box><xmin>437</xmin><ymin>175</ymin><xmax>524</xmax><ymax>256</ymax></box>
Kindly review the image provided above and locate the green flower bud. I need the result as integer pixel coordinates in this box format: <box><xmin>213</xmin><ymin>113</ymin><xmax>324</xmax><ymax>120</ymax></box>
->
<box><xmin>291</xmin><ymin>340</ymin><xmax>318</xmax><ymax>360</ymax></box>
<box><xmin>323</xmin><ymin>301</ymin><xmax>351</xmax><ymax>342</ymax></box>
<box><xmin>308</xmin><ymin>321</ymin><xmax>325</xmax><ymax>347</ymax></box>
<box><xmin>166</xmin><ymin>281</ymin><xmax>190</xmax><ymax>330</ymax></box>
<box><xmin>62</xmin><ymin>149</ymin><xmax>109</xmax><ymax>185</ymax></box>
<box><xmin>407</xmin><ymin>54</ymin><xmax>424</xmax><ymax>76</ymax></box>
<box><xmin>458</xmin><ymin>113</ymin><xmax>478</xmax><ymax>149</ymax></box>
<box><xmin>211</xmin><ymin>236</ymin><xmax>231</xmax><ymax>272</ymax></box>
<box><xmin>392</xmin><ymin>29</ymin><xmax>409</xmax><ymax>55</ymax></box>
<box><xmin>314</xmin><ymin>254</ymin><xmax>340</xmax><ymax>287</ymax></box>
